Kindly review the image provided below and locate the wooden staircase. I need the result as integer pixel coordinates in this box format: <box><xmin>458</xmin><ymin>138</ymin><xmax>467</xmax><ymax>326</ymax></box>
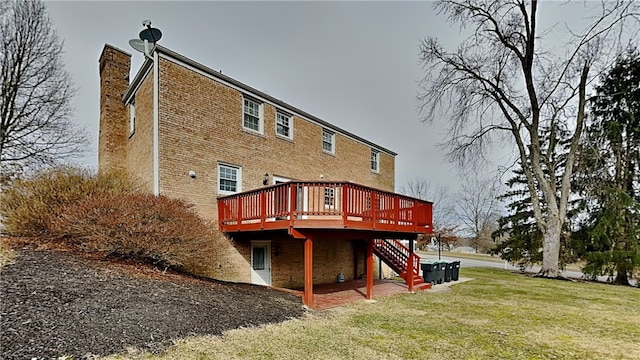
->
<box><xmin>373</xmin><ymin>239</ymin><xmax>431</xmax><ymax>291</ymax></box>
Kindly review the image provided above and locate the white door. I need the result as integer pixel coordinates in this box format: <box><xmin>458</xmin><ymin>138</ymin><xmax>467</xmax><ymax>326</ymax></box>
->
<box><xmin>251</xmin><ymin>241</ymin><xmax>271</xmax><ymax>285</ymax></box>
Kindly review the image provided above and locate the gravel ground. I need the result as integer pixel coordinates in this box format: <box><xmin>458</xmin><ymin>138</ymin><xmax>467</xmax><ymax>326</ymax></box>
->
<box><xmin>0</xmin><ymin>249</ymin><xmax>305</xmax><ymax>359</ymax></box>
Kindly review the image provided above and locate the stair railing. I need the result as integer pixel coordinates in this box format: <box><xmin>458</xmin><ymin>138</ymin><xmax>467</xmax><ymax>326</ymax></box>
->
<box><xmin>373</xmin><ymin>239</ymin><xmax>421</xmax><ymax>287</ymax></box>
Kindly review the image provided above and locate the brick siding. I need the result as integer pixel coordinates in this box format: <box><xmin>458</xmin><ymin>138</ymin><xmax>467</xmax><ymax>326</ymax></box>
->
<box><xmin>99</xmin><ymin>45</ymin><xmax>394</xmax><ymax>286</ymax></box>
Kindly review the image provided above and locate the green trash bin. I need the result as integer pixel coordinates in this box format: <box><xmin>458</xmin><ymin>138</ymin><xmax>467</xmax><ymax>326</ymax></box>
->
<box><xmin>444</xmin><ymin>262</ymin><xmax>453</xmax><ymax>282</ymax></box>
<box><xmin>435</xmin><ymin>261</ymin><xmax>447</xmax><ymax>284</ymax></box>
<box><xmin>420</xmin><ymin>260</ymin><xmax>439</xmax><ymax>285</ymax></box>
<box><xmin>451</xmin><ymin>260</ymin><xmax>461</xmax><ymax>281</ymax></box>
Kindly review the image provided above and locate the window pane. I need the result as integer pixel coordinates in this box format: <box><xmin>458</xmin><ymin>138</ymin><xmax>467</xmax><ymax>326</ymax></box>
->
<box><xmin>324</xmin><ymin>188</ymin><xmax>335</xmax><ymax>206</ymax></box>
<box><xmin>253</xmin><ymin>247</ymin><xmax>265</xmax><ymax>270</ymax></box>
<box><xmin>219</xmin><ymin>165</ymin><xmax>238</xmax><ymax>192</ymax></box>
<box><xmin>220</xmin><ymin>179</ymin><xmax>236</xmax><ymax>192</ymax></box>
<box><xmin>243</xmin><ymin>99</ymin><xmax>261</xmax><ymax>131</ymax></box>
<box><xmin>277</xmin><ymin>123</ymin><xmax>289</xmax><ymax>137</ymax></box>
<box><xmin>322</xmin><ymin>129</ymin><xmax>334</xmax><ymax>152</ymax></box>
<box><xmin>244</xmin><ymin>114</ymin><xmax>259</xmax><ymax>131</ymax></box>
<box><xmin>276</xmin><ymin>113</ymin><xmax>290</xmax><ymax>137</ymax></box>
<box><xmin>371</xmin><ymin>150</ymin><xmax>379</xmax><ymax>171</ymax></box>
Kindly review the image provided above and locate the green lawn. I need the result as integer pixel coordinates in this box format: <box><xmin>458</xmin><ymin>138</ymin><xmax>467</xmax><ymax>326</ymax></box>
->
<box><xmin>108</xmin><ymin>268</ymin><xmax>639</xmax><ymax>360</ymax></box>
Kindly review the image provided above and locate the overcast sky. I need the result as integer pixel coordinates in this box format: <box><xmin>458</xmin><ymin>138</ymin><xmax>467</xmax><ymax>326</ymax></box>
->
<box><xmin>43</xmin><ymin>1</ymin><xmax>630</xmax><ymax>193</ymax></box>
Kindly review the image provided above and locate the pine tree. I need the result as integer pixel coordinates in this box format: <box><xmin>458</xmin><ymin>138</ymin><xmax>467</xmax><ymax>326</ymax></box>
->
<box><xmin>576</xmin><ymin>49</ymin><xmax>640</xmax><ymax>286</ymax></box>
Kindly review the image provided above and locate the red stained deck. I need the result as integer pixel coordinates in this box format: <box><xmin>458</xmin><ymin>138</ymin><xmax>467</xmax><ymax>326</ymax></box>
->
<box><xmin>217</xmin><ymin>181</ymin><xmax>434</xmax><ymax>309</ymax></box>
<box><xmin>217</xmin><ymin>181</ymin><xmax>433</xmax><ymax>235</ymax></box>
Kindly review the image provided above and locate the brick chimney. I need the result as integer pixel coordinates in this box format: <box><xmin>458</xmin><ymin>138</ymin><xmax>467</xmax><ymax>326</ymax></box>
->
<box><xmin>98</xmin><ymin>44</ymin><xmax>131</xmax><ymax>172</ymax></box>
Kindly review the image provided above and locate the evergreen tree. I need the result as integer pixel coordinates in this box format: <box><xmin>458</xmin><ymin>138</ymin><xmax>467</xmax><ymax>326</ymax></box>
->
<box><xmin>493</xmin><ymin>165</ymin><xmax>579</xmax><ymax>270</ymax></box>
<box><xmin>576</xmin><ymin>50</ymin><xmax>640</xmax><ymax>286</ymax></box>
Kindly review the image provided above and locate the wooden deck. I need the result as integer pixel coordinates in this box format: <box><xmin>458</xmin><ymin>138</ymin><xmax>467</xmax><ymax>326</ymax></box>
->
<box><xmin>217</xmin><ymin>181</ymin><xmax>434</xmax><ymax>308</ymax></box>
<box><xmin>217</xmin><ymin>181</ymin><xmax>433</xmax><ymax>235</ymax></box>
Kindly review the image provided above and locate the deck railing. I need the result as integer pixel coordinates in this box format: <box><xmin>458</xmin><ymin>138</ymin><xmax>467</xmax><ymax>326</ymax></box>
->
<box><xmin>218</xmin><ymin>181</ymin><xmax>433</xmax><ymax>234</ymax></box>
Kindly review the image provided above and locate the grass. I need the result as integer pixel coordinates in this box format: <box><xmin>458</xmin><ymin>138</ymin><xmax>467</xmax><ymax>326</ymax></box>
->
<box><xmin>106</xmin><ymin>268</ymin><xmax>640</xmax><ymax>360</ymax></box>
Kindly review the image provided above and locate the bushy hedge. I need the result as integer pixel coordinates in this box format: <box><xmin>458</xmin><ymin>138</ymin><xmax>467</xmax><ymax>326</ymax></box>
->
<box><xmin>0</xmin><ymin>167</ymin><xmax>137</xmax><ymax>236</ymax></box>
<box><xmin>49</xmin><ymin>193</ymin><xmax>224</xmax><ymax>275</ymax></box>
<box><xmin>0</xmin><ymin>167</ymin><xmax>228</xmax><ymax>276</ymax></box>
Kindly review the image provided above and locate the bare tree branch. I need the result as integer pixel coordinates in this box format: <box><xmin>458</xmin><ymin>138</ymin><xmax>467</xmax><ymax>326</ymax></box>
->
<box><xmin>0</xmin><ymin>0</ymin><xmax>87</xmax><ymax>174</ymax></box>
<box><xmin>418</xmin><ymin>0</ymin><xmax>639</xmax><ymax>277</ymax></box>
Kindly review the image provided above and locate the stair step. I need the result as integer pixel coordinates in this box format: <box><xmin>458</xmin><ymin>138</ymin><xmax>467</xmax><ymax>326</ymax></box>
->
<box><xmin>373</xmin><ymin>240</ymin><xmax>424</xmax><ymax>291</ymax></box>
<box><xmin>414</xmin><ymin>282</ymin><xmax>432</xmax><ymax>291</ymax></box>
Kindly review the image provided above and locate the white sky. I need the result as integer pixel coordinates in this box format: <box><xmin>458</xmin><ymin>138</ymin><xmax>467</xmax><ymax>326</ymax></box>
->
<box><xmin>43</xmin><ymin>1</ymin><xmax>630</xmax><ymax>193</ymax></box>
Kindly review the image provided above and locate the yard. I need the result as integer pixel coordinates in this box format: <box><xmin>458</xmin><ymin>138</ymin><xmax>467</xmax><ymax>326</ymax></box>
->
<box><xmin>108</xmin><ymin>268</ymin><xmax>640</xmax><ymax>360</ymax></box>
<box><xmin>2</xmin><ymin>246</ymin><xmax>638</xmax><ymax>360</ymax></box>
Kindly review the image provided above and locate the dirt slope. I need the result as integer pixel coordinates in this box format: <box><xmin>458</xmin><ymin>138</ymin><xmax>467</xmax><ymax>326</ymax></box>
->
<box><xmin>0</xmin><ymin>250</ymin><xmax>305</xmax><ymax>359</ymax></box>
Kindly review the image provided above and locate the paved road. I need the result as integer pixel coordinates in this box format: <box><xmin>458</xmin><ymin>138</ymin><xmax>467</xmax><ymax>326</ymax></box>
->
<box><xmin>417</xmin><ymin>252</ymin><xmax>617</xmax><ymax>284</ymax></box>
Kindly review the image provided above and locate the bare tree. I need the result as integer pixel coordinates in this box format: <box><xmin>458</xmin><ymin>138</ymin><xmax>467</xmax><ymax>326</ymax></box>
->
<box><xmin>0</xmin><ymin>0</ymin><xmax>86</xmax><ymax>174</ymax></box>
<box><xmin>455</xmin><ymin>174</ymin><xmax>502</xmax><ymax>253</ymax></box>
<box><xmin>419</xmin><ymin>0</ymin><xmax>638</xmax><ymax>277</ymax></box>
<box><xmin>400</xmin><ymin>177</ymin><xmax>457</xmax><ymax>233</ymax></box>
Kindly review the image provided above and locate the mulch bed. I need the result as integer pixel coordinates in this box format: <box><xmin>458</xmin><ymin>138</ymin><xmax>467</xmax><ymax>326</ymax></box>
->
<box><xmin>0</xmin><ymin>249</ymin><xmax>305</xmax><ymax>359</ymax></box>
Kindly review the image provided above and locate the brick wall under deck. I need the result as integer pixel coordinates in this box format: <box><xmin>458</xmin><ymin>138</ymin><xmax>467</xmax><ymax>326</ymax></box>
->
<box><xmin>267</xmin><ymin>237</ymin><xmax>382</xmax><ymax>288</ymax></box>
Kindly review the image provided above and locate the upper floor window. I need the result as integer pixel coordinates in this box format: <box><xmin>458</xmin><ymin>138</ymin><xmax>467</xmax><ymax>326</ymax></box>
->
<box><xmin>322</xmin><ymin>129</ymin><xmax>335</xmax><ymax>154</ymax></box>
<box><xmin>129</xmin><ymin>100</ymin><xmax>136</xmax><ymax>136</ymax></box>
<box><xmin>371</xmin><ymin>149</ymin><xmax>380</xmax><ymax>173</ymax></box>
<box><xmin>276</xmin><ymin>111</ymin><xmax>292</xmax><ymax>139</ymax></box>
<box><xmin>218</xmin><ymin>163</ymin><xmax>242</xmax><ymax>195</ymax></box>
<box><xmin>243</xmin><ymin>97</ymin><xmax>263</xmax><ymax>134</ymax></box>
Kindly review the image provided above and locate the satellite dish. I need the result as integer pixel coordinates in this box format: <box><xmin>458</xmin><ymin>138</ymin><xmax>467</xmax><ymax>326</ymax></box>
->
<box><xmin>129</xmin><ymin>20</ymin><xmax>161</xmax><ymax>60</ymax></box>
<box><xmin>139</xmin><ymin>27</ymin><xmax>162</xmax><ymax>43</ymax></box>
<box><xmin>129</xmin><ymin>39</ymin><xmax>151</xmax><ymax>54</ymax></box>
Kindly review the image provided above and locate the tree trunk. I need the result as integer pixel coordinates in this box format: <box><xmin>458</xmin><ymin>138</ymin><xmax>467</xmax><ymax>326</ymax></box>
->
<box><xmin>613</xmin><ymin>264</ymin><xmax>630</xmax><ymax>286</ymax></box>
<box><xmin>539</xmin><ymin>217</ymin><xmax>561</xmax><ymax>277</ymax></box>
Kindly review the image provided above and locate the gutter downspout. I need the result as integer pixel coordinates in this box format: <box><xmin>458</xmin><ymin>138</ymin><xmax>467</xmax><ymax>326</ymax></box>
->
<box><xmin>153</xmin><ymin>50</ymin><xmax>159</xmax><ymax>195</ymax></box>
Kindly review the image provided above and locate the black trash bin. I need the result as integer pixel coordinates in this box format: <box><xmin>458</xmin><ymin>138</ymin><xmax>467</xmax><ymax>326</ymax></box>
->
<box><xmin>451</xmin><ymin>260</ymin><xmax>461</xmax><ymax>281</ymax></box>
<box><xmin>444</xmin><ymin>262</ymin><xmax>453</xmax><ymax>282</ymax></box>
<box><xmin>435</xmin><ymin>261</ymin><xmax>447</xmax><ymax>284</ymax></box>
<box><xmin>420</xmin><ymin>261</ymin><xmax>438</xmax><ymax>285</ymax></box>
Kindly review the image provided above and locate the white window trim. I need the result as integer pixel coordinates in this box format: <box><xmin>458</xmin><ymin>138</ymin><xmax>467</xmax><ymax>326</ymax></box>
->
<box><xmin>322</xmin><ymin>128</ymin><xmax>335</xmax><ymax>154</ymax></box>
<box><xmin>217</xmin><ymin>163</ymin><xmax>242</xmax><ymax>195</ymax></box>
<box><xmin>129</xmin><ymin>102</ymin><xmax>136</xmax><ymax>136</ymax></box>
<box><xmin>371</xmin><ymin>149</ymin><xmax>380</xmax><ymax>173</ymax></box>
<box><xmin>275</xmin><ymin>111</ymin><xmax>293</xmax><ymax>140</ymax></box>
<box><xmin>242</xmin><ymin>97</ymin><xmax>264</xmax><ymax>135</ymax></box>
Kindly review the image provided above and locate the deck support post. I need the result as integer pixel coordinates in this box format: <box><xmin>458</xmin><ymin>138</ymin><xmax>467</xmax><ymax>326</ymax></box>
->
<box><xmin>304</xmin><ymin>237</ymin><xmax>314</xmax><ymax>308</ymax></box>
<box><xmin>366</xmin><ymin>239</ymin><xmax>374</xmax><ymax>299</ymax></box>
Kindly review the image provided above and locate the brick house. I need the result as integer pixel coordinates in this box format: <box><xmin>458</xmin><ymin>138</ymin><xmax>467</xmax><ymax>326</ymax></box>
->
<box><xmin>98</xmin><ymin>44</ymin><xmax>433</xmax><ymax>307</ymax></box>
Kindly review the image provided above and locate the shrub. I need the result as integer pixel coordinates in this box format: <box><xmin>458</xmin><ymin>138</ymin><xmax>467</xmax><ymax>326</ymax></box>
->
<box><xmin>1</xmin><ymin>166</ymin><xmax>230</xmax><ymax>277</ymax></box>
<box><xmin>49</xmin><ymin>193</ymin><xmax>225</xmax><ymax>276</ymax></box>
<box><xmin>0</xmin><ymin>167</ymin><xmax>138</xmax><ymax>236</ymax></box>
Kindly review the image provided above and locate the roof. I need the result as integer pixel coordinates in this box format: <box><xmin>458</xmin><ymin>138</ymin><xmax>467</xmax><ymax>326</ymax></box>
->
<box><xmin>123</xmin><ymin>45</ymin><xmax>397</xmax><ymax>156</ymax></box>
